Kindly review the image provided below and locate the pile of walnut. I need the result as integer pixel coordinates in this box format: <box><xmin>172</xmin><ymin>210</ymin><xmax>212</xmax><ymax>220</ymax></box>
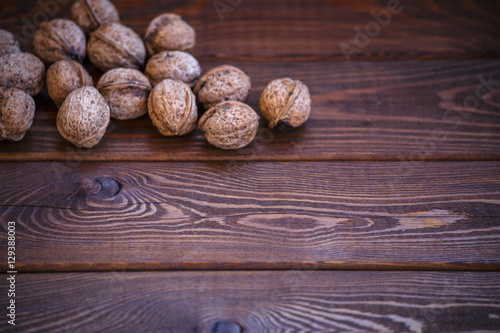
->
<box><xmin>0</xmin><ymin>0</ymin><xmax>311</xmax><ymax>150</ymax></box>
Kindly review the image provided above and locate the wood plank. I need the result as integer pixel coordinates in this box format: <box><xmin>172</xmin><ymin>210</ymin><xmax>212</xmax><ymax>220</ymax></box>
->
<box><xmin>1</xmin><ymin>60</ymin><xmax>499</xmax><ymax>162</ymax></box>
<box><xmin>1</xmin><ymin>161</ymin><xmax>499</xmax><ymax>271</ymax></box>
<box><xmin>1</xmin><ymin>271</ymin><xmax>499</xmax><ymax>332</ymax></box>
<box><xmin>2</xmin><ymin>0</ymin><xmax>500</xmax><ymax>60</ymax></box>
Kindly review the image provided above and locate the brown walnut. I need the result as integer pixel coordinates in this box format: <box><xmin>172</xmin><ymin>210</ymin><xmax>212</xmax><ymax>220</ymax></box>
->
<box><xmin>46</xmin><ymin>60</ymin><xmax>93</xmax><ymax>108</ymax></box>
<box><xmin>57</xmin><ymin>86</ymin><xmax>110</xmax><ymax>148</ymax></box>
<box><xmin>33</xmin><ymin>18</ymin><xmax>87</xmax><ymax>64</ymax></box>
<box><xmin>148</xmin><ymin>79</ymin><xmax>197</xmax><ymax>136</ymax></box>
<box><xmin>259</xmin><ymin>78</ymin><xmax>311</xmax><ymax>132</ymax></box>
<box><xmin>193</xmin><ymin>65</ymin><xmax>251</xmax><ymax>110</ymax></box>
<box><xmin>0</xmin><ymin>88</ymin><xmax>36</xmax><ymax>141</ymax></box>
<box><xmin>0</xmin><ymin>29</ymin><xmax>20</xmax><ymax>57</ymax></box>
<box><xmin>0</xmin><ymin>52</ymin><xmax>45</xmax><ymax>96</ymax></box>
<box><xmin>198</xmin><ymin>101</ymin><xmax>259</xmax><ymax>150</ymax></box>
<box><xmin>88</xmin><ymin>22</ymin><xmax>146</xmax><ymax>72</ymax></box>
<box><xmin>97</xmin><ymin>68</ymin><xmax>152</xmax><ymax>120</ymax></box>
<box><xmin>144</xmin><ymin>13</ymin><xmax>196</xmax><ymax>56</ymax></box>
<box><xmin>71</xmin><ymin>0</ymin><xmax>120</xmax><ymax>34</ymax></box>
<box><xmin>145</xmin><ymin>51</ymin><xmax>201</xmax><ymax>87</ymax></box>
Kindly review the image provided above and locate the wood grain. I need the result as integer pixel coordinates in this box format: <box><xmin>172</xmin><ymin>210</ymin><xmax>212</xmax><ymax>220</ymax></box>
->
<box><xmin>0</xmin><ymin>60</ymin><xmax>499</xmax><ymax>162</ymax></box>
<box><xmin>1</xmin><ymin>271</ymin><xmax>499</xmax><ymax>332</ymax></box>
<box><xmin>1</xmin><ymin>161</ymin><xmax>499</xmax><ymax>271</ymax></box>
<box><xmin>1</xmin><ymin>0</ymin><xmax>500</xmax><ymax>61</ymax></box>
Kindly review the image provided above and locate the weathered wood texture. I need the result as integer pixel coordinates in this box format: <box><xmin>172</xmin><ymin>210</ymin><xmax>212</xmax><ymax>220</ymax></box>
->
<box><xmin>1</xmin><ymin>271</ymin><xmax>499</xmax><ymax>332</ymax></box>
<box><xmin>1</xmin><ymin>161</ymin><xmax>499</xmax><ymax>271</ymax></box>
<box><xmin>0</xmin><ymin>60</ymin><xmax>499</xmax><ymax>162</ymax></box>
<box><xmin>2</xmin><ymin>0</ymin><xmax>500</xmax><ymax>60</ymax></box>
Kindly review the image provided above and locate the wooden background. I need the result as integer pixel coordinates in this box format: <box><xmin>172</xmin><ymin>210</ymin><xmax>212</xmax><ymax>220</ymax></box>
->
<box><xmin>1</xmin><ymin>0</ymin><xmax>500</xmax><ymax>332</ymax></box>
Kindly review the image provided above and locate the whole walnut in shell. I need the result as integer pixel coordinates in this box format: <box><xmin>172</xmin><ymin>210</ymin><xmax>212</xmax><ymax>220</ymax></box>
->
<box><xmin>0</xmin><ymin>30</ymin><xmax>20</xmax><ymax>57</ymax></box>
<box><xmin>198</xmin><ymin>101</ymin><xmax>259</xmax><ymax>150</ymax></box>
<box><xmin>0</xmin><ymin>88</ymin><xmax>36</xmax><ymax>141</ymax></box>
<box><xmin>0</xmin><ymin>52</ymin><xmax>45</xmax><ymax>96</ymax></box>
<box><xmin>71</xmin><ymin>0</ymin><xmax>120</xmax><ymax>34</ymax></box>
<box><xmin>193</xmin><ymin>65</ymin><xmax>251</xmax><ymax>110</ymax></box>
<box><xmin>145</xmin><ymin>51</ymin><xmax>201</xmax><ymax>87</ymax></box>
<box><xmin>88</xmin><ymin>23</ymin><xmax>146</xmax><ymax>72</ymax></box>
<box><xmin>46</xmin><ymin>60</ymin><xmax>93</xmax><ymax>108</ymax></box>
<box><xmin>33</xmin><ymin>19</ymin><xmax>87</xmax><ymax>64</ymax></box>
<box><xmin>97</xmin><ymin>68</ymin><xmax>152</xmax><ymax>120</ymax></box>
<box><xmin>57</xmin><ymin>86</ymin><xmax>110</xmax><ymax>148</ymax></box>
<box><xmin>148</xmin><ymin>79</ymin><xmax>197</xmax><ymax>136</ymax></box>
<box><xmin>144</xmin><ymin>13</ymin><xmax>196</xmax><ymax>56</ymax></box>
<box><xmin>259</xmin><ymin>78</ymin><xmax>311</xmax><ymax>132</ymax></box>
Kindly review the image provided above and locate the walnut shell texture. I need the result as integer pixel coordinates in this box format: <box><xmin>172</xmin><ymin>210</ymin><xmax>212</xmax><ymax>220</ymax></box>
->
<box><xmin>57</xmin><ymin>86</ymin><xmax>110</xmax><ymax>148</ymax></box>
<box><xmin>0</xmin><ymin>52</ymin><xmax>45</xmax><ymax>96</ymax></box>
<box><xmin>144</xmin><ymin>13</ymin><xmax>196</xmax><ymax>56</ymax></box>
<box><xmin>193</xmin><ymin>65</ymin><xmax>251</xmax><ymax>110</ymax></box>
<box><xmin>88</xmin><ymin>23</ymin><xmax>146</xmax><ymax>72</ymax></box>
<box><xmin>0</xmin><ymin>88</ymin><xmax>36</xmax><ymax>141</ymax></box>
<box><xmin>46</xmin><ymin>60</ymin><xmax>93</xmax><ymax>108</ymax></box>
<box><xmin>71</xmin><ymin>0</ymin><xmax>120</xmax><ymax>34</ymax></box>
<box><xmin>97</xmin><ymin>68</ymin><xmax>152</xmax><ymax>120</ymax></box>
<box><xmin>259</xmin><ymin>78</ymin><xmax>311</xmax><ymax>132</ymax></box>
<box><xmin>148</xmin><ymin>79</ymin><xmax>197</xmax><ymax>136</ymax></box>
<box><xmin>33</xmin><ymin>19</ymin><xmax>86</xmax><ymax>64</ymax></box>
<box><xmin>198</xmin><ymin>101</ymin><xmax>260</xmax><ymax>150</ymax></box>
<box><xmin>145</xmin><ymin>51</ymin><xmax>201</xmax><ymax>87</ymax></box>
<box><xmin>0</xmin><ymin>29</ymin><xmax>20</xmax><ymax>57</ymax></box>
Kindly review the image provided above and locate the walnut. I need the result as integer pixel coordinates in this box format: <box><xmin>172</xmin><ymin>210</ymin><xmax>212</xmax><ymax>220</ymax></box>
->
<box><xmin>144</xmin><ymin>13</ymin><xmax>196</xmax><ymax>56</ymax></box>
<box><xmin>259</xmin><ymin>78</ymin><xmax>311</xmax><ymax>132</ymax></box>
<box><xmin>0</xmin><ymin>88</ymin><xmax>36</xmax><ymax>141</ymax></box>
<box><xmin>71</xmin><ymin>0</ymin><xmax>120</xmax><ymax>34</ymax></box>
<box><xmin>198</xmin><ymin>101</ymin><xmax>259</xmax><ymax>150</ymax></box>
<box><xmin>145</xmin><ymin>50</ymin><xmax>201</xmax><ymax>87</ymax></box>
<box><xmin>46</xmin><ymin>60</ymin><xmax>93</xmax><ymax>108</ymax></box>
<box><xmin>87</xmin><ymin>22</ymin><xmax>146</xmax><ymax>72</ymax></box>
<box><xmin>97</xmin><ymin>68</ymin><xmax>152</xmax><ymax>120</ymax></box>
<box><xmin>148</xmin><ymin>79</ymin><xmax>197</xmax><ymax>136</ymax></box>
<box><xmin>0</xmin><ymin>52</ymin><xmax>45</xmax><ymax>96</ymax></box>
<box><xmin>33</xmin><ymin>18</ymin><xmax>86</xmax><ymax>64</ymax></box>
<box><xmin>0</xmin><ymin>29</ymin><xmax>20</xmax><ymax>57</ymax></box>
<box><xmin>193</xmin><ymin>65</ymin><xmax>251</xmax><ymax>110</ymax></box>
<box><xmin>57</xmin><ymin>86</ymin><xmax>110</xmax><ymax>148</ymax></box>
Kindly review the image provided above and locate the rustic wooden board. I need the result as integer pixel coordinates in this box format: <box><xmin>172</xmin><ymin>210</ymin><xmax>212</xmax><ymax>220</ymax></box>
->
<box><xmin>1</xmin><ymin>60</ymin><xmax>499</xmax><ymax>162</ymax></box>
<box><xmin>2</xmin><ymin>0</ymin><xmax>500</xmax><ymax>60</ymax></box>
<box><xmin>1</xmin><ymin>161</ymin><xmax>499</xmax><ymax>271</ymax></box>
<box><xmin>1</xmin><ymin>271</ymin><xmax>499</xmax><ymax>332</ymax></box>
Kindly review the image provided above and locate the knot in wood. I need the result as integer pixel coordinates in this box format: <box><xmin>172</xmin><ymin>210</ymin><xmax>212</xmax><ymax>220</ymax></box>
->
<box><xmin>212</xmin><ymin>320</ymin><xmax>242</xmax><ymax>333</ymax></box>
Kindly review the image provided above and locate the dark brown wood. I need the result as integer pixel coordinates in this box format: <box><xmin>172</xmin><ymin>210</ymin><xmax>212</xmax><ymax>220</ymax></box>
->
<box><xmin>2</xmin><ymin>0</ymin><xmax>500</xmax><ymax>61</ymax></box>
<box><xmin>1</xmin><ymin>60</ymin><xmax>499</xmax><ymax>162</ymax></box>
<box><xmin>1</xmin><ymin>161</ymin><xmax>499</xmax><ymax>272</ymax></box>
<box><xmin>1</xmin><ymin>271</ymin><xmax>499</xmax><ymax>332</ymax></box>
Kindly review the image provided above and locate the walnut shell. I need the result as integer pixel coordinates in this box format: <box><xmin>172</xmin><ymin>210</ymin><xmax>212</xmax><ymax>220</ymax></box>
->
<box><xmin>145</xmin><ymin>51</ymin><xmax>201</xmax><ymax>87</ymax></box>
<box><xmin>97</xmin><ymin>68</ymin><xmax>152</xmax><ymax>120</ymax></box>
<box><xmin>0</xmin><ymin>29</ymin><xmax>20</xmax><ymax>57</ymax></box>
<box><xmin>88</xmin><ymin>23</ymin><xmax>146</xmax><ymax>72</ymax></box>
<box><xmin>33</xmin><ymin>19</ymin><xmax>86</xmax><ymax>64</ymax></box>
<box><xmin>46</xmin><ymin>60</ymin><xmax>93</xmax><ymax>108</ymax></box>
<box><xmin>0</xmin><ymin>52</ymin><xmax>45</xmax><ymax>96</ymax></box>
<box><xmin>144</xmin><ymin>13</ymin><xmax>196</xmax><ymax>56</ymax></box>
<box><xmin>198</xmin><ymin>101</ymin><xmax>259</xmax><ymax>150</ymax></box>
<box><xmin>148</xmin><ymin>79</ymin><xmax>197</xmax><ymax>136</ymax></box>
<box><xmin>0</xmin><ymin>88</ymin><xmax>36</xmax><ymax>141</ymax></box>
<box><xmin>71</xmin><ymin>0</ymin><xmax>120</xmax><ymax>34</ymax></box>
<box><xmin>259</xmin><ymin>78</ymin><xmax>311</xmax><ymax>132</ymax></box>
<box><xmin>193</xmin><ymin>65</ymin><xmax>251</xmax><ymax>110</ymax></box>
<box><xmin>57</xmin><ymin>86</ymin><xmax>110</xmax><ymax>148</ymax></box>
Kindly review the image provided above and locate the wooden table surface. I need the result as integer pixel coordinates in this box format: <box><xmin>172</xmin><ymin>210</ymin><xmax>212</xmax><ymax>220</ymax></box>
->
<box><xmin>1</xmin><ymin>0</ymin><xmax>500</xmax><ymax>332</ymax></box>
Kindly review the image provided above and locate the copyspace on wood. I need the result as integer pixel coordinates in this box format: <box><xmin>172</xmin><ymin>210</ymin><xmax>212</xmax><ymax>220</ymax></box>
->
<box><xmin>0</xmin><ymin>60</ymin><xmax>499</xmax><ymax>162</ymax></box>
<box><xmin>1</xmin><ymin>271</ymin><xmax>499</xmax><ymax>332</ymax></box>
<box><xmin>0</xmin><ymin>161</ymin><xmax>499</xmax><ymax>271</ymax></box>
